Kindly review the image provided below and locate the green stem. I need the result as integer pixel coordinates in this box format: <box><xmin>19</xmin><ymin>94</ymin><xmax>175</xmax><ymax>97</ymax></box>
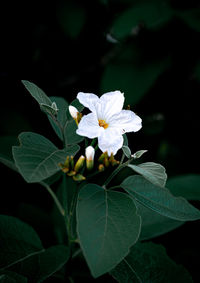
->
<box><xmin>40</xmin><ymin>181</ymin><xmax>65</xmax><ymax>216</ymax></box>
<box><xmin>120</xmin><ymin>153</ymin><xmax>125</xmax><ymax>165</ymax></box>
<box><xmin>103</xmin><ymin>158</ymin><xmax>134</xmax><ymax>187</ymax></box>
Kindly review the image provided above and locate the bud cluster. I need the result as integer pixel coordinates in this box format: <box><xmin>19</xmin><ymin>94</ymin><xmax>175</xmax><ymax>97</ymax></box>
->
<box><xmin>59</xmin><ymin>146</ymin><xmax>120</xmax><ymax>182</ymax></box>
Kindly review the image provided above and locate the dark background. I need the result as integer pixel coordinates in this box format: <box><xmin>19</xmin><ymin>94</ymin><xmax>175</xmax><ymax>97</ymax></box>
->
<box><xmin>0</xmin><ymin>0</ymin><xmax>200</xmax><ymax>281</ymax></box>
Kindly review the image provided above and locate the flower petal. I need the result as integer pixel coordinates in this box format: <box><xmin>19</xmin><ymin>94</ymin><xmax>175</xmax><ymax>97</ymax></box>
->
<box><xmin>99</xmin><ymin>91</ymin><xmax>125</xmax><ymax>120</ymax></box>
<box><xmin>98</xmin><ymin>128</ymin><xmax>124</xmax><ymax>156</ymax></box>
<box><xmin>77</xmin><ymin>92</ymin><xmax>99</xmax><ymax>112</ymax></box>
<box><xmin>109</xmin><ymin>110</ymin><xmax>142</xmax><ymax>133</ymax></box>
<box><xmin>76</xmin><ymin>113</ymin><xmax>100</xmax><ymax>139</ymax></box>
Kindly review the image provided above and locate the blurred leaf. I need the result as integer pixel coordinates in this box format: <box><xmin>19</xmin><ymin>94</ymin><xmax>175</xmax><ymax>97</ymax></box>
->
<box><xmin>176</xmin><ymin>9</ymin><xmax>200</xmax><ymax>32</ymax></box>
<box><xmin>128</xmin><ymin>162</ymin><xmax>167</xmax><ymax>187</ymax></box>
<box><xmin>167</xmin><ymin>174</ymin><xmax>200</xmax><ymax>201</ymax></box>
<box><xmin>48</xmin><ymin>96</ymin><xmax>69</xmax><ymax>141</ymax></box>
<box><xmin>110</xmin><ymin>242</ymin><xmax>193</xmax><ymax>283</ymax></box>
<box><xmin>121</xmin><ymin>175</ymin><xmax>200</xmax><ymax>221</ymax></box>
<box><xmin>77</xmin><ymin>184</ymin><xmax>141</xmax><ymax>278</ymax></box>
<box><xmin>101</xmin><ymin>56</ymin><xmax>170</xmax><ymax>106</ymax></box>
<box><xmin>111</xmin><ymin>0</ymin><xmax>172</xmax><ymax>39</ymax></box>
<box><xmin>0</xmin><ymin>272</ymin><xmax>27</xmax><ymax>283</ymax></box>
<box><xmin>136</xmin><ymin>202</ymin><xmax>184</xmax><ymax>240</ymax></box>
<box><xmin>0</xmin><ymin>136</ymin><xmax>19</xmax><ymax>172</ymax></box>
<box><xmin>21</xmin><ymin>80</ymin><xmax>52</xmax><ymax>106</ymax></box>
<box><xmin>122</xmin><ymin>145</ymin><xmax>131</xmax><ymax>158</ymax></box>
<box><xmin>57</xmin><ymin>2</ymin><xmax>86</xmax><ymax>38</ymax></box>
<box><xmin>12</xmin><ymin>132</ymin><xmax>80</xmax><ymax>183</ymax></box>
<box><xmin>64</xmin><ymin>120</ymin><xmax>84</xmax><ymax>146</ymax></box>
<box><xmin>0</xmin><ymin>215</ymin><xmax>43</xmax><ymax>269</ymax></box>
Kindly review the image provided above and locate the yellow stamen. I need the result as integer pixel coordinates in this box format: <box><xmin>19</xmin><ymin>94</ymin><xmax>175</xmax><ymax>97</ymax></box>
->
<box><xmin>98</xmin><ymin>119</ymin><xmax>109</xmax><ymax>129</ymax></box>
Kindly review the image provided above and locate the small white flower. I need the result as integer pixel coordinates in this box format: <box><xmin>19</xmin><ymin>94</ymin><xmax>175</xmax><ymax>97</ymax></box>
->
<box><xmin>76</xmin><ymin>91</ymin><xmax>142</xmax><ymax>156</ymax></box>
<box><xmin>69</xmin><ymin>105</ymin><xmax>78</xmax><ymax>119</ymax></box>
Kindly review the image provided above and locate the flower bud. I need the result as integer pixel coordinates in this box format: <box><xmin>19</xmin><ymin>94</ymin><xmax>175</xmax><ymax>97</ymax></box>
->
<box><xmin>69</xmin><ymin>105</ymin><xmax>78</xmax><ymax>120</ymax></box>
<box><xmin>74</xmin><ymin>155</ymin><xmax>85</xmax><ymax>172</ymax></box>
<box><xmin>59</xmin><ymin>156</ymin><xmax>70</xmax><ymax>173</ymax></box>
<box><xmin>98</xmin><ymin>164</ymin><xmax>104</xmax><ymax>172</ymax></box>
<box><xmin>73</xmin><ymin>174</ymin><xmax>86</xmax><ymax>182</ymax></box>
<box><xmin>85</xmin><ymin>146</ymin><xmax>95</xmax><ymax>171</ymax></box>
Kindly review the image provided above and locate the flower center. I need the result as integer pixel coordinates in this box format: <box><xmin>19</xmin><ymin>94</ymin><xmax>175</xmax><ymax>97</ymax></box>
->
<box><xmin>98</xmin><ymin>119</ymin><xmax>109</xmax><ymax>129</ymax></box>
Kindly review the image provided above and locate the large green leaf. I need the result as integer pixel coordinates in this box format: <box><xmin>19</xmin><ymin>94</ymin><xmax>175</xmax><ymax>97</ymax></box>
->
<box><xmin>12</xmin><ymin>132</ymin><xmax>80</xmax><ymax>183</ymax></box>
<box><xmin>22</xmin><ymin>80</ymin><xmax>52</xmax><ymax>106</ymax></box>
<box><xmin>136</xmin><ymin>202</ymin><xmax>183</xmax><ymax>240</ymax></box>
<box><xmin>167</xmin><ymin>174</ymin><xmax>200</xmax><ymax>201</ymax></box>
<box><xmin>111</xmin><ymin>1</ymin><xmax>172</xmax><ymax>40</ymax></box>
<box><xmin>101</xmin><ymin>57</ymin><xmax>170</xmax><ymax>106</ymax></box>
<box><xmin>48</xmin><ymin>96</ymin><xmax>69</xmax><ymax>141</ymax></box>
<box><xmin>110</xmin><ymin>242</ymin><xmax>193</xmax><ymax>283</ymax></box>
<box><xmin>128</xmin><ymin>162</ymin><xmax>167</xmax><ymax>187</ymax></box>
<box><xmin>77</xmin><ymin>184</ymin><xmax>141</xmax><ymax>278</ymax></box>
<box><xmin>121</xmin><ymin>175</ymin><xmax>200</xmax><ymax>221</ymax></box>
<box><xmin>64</xmin><ymin>120</ymin><xmax>84</xmax><ymax>146</ymax></box>
<box><xmin>0</xmin><ymin>215</ymin><xmax>43</xmax><ymax>269</ymax></box>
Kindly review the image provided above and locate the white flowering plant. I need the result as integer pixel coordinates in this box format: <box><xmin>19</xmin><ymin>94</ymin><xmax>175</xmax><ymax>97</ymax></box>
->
<box><xmin>0</xmin><ymin>80</ymin><xmax>199</xmax><ymax>282</ymax></box>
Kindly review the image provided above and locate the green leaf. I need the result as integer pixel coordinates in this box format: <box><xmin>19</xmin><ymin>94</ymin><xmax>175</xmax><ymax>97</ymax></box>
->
<box><xmin>64</xmin><ymin>120</ymin><xmax>84</xmax><ymax>146</ymax></box>
<box><xmin>70</xmin><ymin>98</ymin><xmax>84</xmax><ymax>112</ymax></box>
<box><xmin>40</xmin><ymin>103</ymin><xmax>58</xmax><ymax>117</ymax></box>
<box><xmin>128</xmin><ymin>162</ymin><xmax>167</xmax><ymax>187</ymax></box>
<box><xmin>136</xmin><ymin>202</ymin><xmax>184</xmax><ymax>240</ymax></box>
<box><xmin>0</xmin><ymin>272</ymin><xmax>27</xmax><ymax>283</ymax></box>
<box><xmin>12</xmin><ymin>132</ymin><xmax>80</xmax><ymax>183</ymax></box>
<box><xmin>123</xmin><ymin>134</ymin><xmax>128</xmax><ymax>146</ymax></box>
<box><xmin>0</xmin><ymin>215</ymin><xmax>43</xmax><ymax>269</ymax></box>
<box><xmin>110</xmin><ymin>242</ymin><xmax>193</xmax><ymax>283</ymax></box>
<box><xmin>101</xmin><ymin>56</ymin><xmax>170</xmax><ymax>106</ymax></box>
<box><xmin>10</xmin><ymin>245</ymin><xmax>69</xmax><ymax>283</ymax></box>
<box><xmin>0</xmin><ymin>215</ymin><xmax>69</xmax><ymax>282</ymax></box>
<box><xmin>121</xmin><ymin>175</ymin><xmax>200</xmax><ymax>221</ymax></box>
<box><xmin>122</xmin><ymin>145</ymin><xmax>131</xmax><ymax>158</ymax></box>
<box><xmin>167</xmin><ymin>174</ymin><xmax>200</xmax><ymax>201</ymax></box>
<box><xmin>0</xmin><ymin>136</ymin><xmax>18</xmax><ymax>172</ymax></box>
<box><xmin>22</xmin><ymin>80</ymin><xmax>52</xmax><ymax>106</ymax></box>
<box><xmin>48</xmin><ymin>96</ymin><xmax>69</xmax><ymax>141</ymax></box>
<box><xmin>77</xmin><ymin>184</ymin><xmax>141</xmax><ymax>278</ymax></box>
<box><xmin>111</xmin><ymin>1</ymin><xmax>172</xmax><ymax>40</ymax></box>
<box><xmin>53</xmin><ymin>174</ymin><xmax>78</xmax><ymax>243</ymax></box>
<box><xmin>132</xmin><ymin>150</ymin><xmax>148</xmax><ymax>159</ymax></box>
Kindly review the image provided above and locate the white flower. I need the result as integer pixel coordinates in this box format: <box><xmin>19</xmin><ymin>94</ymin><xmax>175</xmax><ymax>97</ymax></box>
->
<box><xmin>69</xmin><ymin>105</ymin><xmax>78</xmax><ymax>119</ymax></box>
<box><xmin>76</xmin><ymin>91</ymin><xmax>142</xmax><ymax>156</ymax></box>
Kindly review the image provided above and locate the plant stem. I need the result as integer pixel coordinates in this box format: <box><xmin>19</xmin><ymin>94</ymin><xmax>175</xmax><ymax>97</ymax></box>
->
<box><xmin>40</xmin><ymin>181</ymin><xmax>65</xmax><ymax>216</ymax></box>
<box><xmin>103</xmin><ymin>158</ymin><xmax>134</xmax><ymax>188</ymax></box>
